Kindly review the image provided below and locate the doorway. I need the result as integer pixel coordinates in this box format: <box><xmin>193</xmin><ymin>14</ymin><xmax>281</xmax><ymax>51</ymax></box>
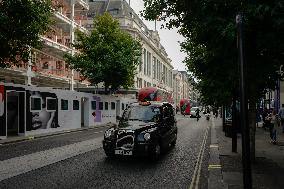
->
<box><xmin>6</xmin><ymin>91</ymin><xmax>25</xmax><ymax>136</ymax></box>
<box><xmin>116</xmin><ymin>100</ymin><xmax>121</xmax><ymax>119</ymax></box>
<box><xmin>81</xmin><ymin>97</ymin><xmax>85</xmax><ymax>127</ymax></box>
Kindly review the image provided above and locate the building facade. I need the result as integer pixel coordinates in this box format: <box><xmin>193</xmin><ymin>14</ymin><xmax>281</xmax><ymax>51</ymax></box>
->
<box><xmin>0</xmin><ymin>0</ymin><xmax>90</xmax><ymax>89</ymax></box>
<box><xmin>172</xmin><ymin>70</ymin><xmax>199</xmax><ymax>106</ymax></box>
<box><xmin>87</xmin><ymin>0</ymin><xmax>174</xmax><ymax>95</ymax></box>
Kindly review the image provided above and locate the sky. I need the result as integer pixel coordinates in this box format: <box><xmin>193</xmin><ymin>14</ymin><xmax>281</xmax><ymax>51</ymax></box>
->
<box><xmin>129</xmin><ymin>0</ymin><xmax>187</xmax><ymax>71</ymax></box>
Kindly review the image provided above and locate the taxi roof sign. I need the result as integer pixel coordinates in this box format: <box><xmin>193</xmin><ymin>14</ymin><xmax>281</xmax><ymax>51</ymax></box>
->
<box><xmin>139</xmin><ymin>101</ymin><xmax>151</xmax><ymax>106</ymax></box>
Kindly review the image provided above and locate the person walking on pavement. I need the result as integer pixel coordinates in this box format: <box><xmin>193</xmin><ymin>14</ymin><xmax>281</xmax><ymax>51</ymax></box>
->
<box><xmin>278</xmin><ymin>104</ymin><xmax>284</xmax><ymax>133</ymax></box>
<box><xmin>269</xmin><ymin>109</ymin><xmax>280</xmax><ymax>144</ymax></box>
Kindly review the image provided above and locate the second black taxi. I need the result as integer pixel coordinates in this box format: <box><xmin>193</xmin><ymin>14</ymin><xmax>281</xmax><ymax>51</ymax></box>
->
<box><xmin>102</xmin><ymin>101</ymin><xmax>177</xmax><ymax>160</ymax></box>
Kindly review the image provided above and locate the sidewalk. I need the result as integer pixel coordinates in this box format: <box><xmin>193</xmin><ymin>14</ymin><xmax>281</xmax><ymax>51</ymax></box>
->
<box><xmin>0</xmin><ymin>123</ymin><xmax>111</xmax><ymax>145</ymax></box>
<box><xmin>210</xmin><ymin>118</ymin><xmax>284</xmax><ymax>189</ymax></box>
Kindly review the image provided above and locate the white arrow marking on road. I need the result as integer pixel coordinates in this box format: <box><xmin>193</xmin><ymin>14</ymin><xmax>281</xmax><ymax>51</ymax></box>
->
<box><xmin>0</xmin><ymin>136</ymin><xmax>103</xmax><ymax>181</ymax></box>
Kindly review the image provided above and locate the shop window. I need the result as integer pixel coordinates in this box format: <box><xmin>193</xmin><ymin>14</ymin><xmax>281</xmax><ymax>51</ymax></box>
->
<box><xmin>46</xmin><ymin>98</ymin><xmax>57</xmax><ymax>111</ymax></box>
<box><xmin>73</xmin><ymin>100</ymin><xmax>79</xmax><ymax>110</ymax></box>
<box><xmin>30</xmin><ymin>97</ymin><xmax>42</xmax><ymax>111</ymax></box>
<box><xmin>61</xmin><ymin>99</ymin><xmax>68</xmax><ymax>110</ymax></box>
<box><xmin>105</xmin><ymin>102</ymin><xmax>109</xmax><ymax>110</ymax></box>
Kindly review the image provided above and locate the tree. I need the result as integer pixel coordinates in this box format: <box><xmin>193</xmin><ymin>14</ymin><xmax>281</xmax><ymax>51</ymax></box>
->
<box><xmin>65</xmin><ymin>13</ymin><xmax>142</xmax><ymax>93</ymax></box>
<box><xmin>142</xmin><ymin>0</ymin><xmax>284</xmax><ymax>160</ymax></box>
<box><xmin>0</xmin><ymin>0</ymin><xmax>53</xmax><ymax>68</ymax></box>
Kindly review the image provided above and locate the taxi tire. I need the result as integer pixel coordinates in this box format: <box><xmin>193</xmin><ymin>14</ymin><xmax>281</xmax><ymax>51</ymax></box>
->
<box><xmin>105</xmin><ymin>152</ymin><xmax>115</xmax><ymax>158</ymax></box>
<box><xmin>171</xmin><ymin>133</ymin><xmax>177</xmax><ymax>146</ymax></box>
<box><xmin>149</xmin><ymin>143</ymin><xmax>161</xmax><ymax>161</ymax></box>
<box><xmin>171</xmin><ymin>139</ymin><xmax>177</xmax><ymax>146</ymax></box>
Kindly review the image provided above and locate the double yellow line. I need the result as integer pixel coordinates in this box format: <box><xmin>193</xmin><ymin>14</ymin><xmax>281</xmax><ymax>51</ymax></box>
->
<box><xmin>189</xmin><ymin>124</ymin><xmax>210</xmax><ymax>189</ymax></box>
<box><xmin>208</xmin><ymin>164</ymin><xmax>221</xmax><ymax>169</ymax></box>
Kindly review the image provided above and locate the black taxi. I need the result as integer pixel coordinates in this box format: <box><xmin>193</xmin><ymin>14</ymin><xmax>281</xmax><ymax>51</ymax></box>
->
<box><xmin>102</xmin><ymin>101</ymin><xmax>177</xmax><ymax>160</ymax></box>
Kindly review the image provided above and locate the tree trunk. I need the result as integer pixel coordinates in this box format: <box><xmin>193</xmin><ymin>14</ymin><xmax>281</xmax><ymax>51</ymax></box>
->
<box><xmin>232</xmin><ymin>97</ymin><xmax>237</xmax><ymax>152</ymax></box>
<box><xmin>222</xmin><ymin>105</ymin><xmax>226</xmax><ymax>131</ymax></box>
<box><xmin>248</xmin><ymin>98</ymin><xmax>256</xmax><ymax>163</ymax></box>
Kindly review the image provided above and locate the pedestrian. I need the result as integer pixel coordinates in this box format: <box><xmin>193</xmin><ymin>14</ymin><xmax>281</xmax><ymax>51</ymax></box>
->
<box><xmin>262</xmin><ymin>108</ymin><xmax>269</xmax><ymax>130</ymax></box>
<box><xmin>269</xmin><ymin>109</ymin><xmax>280</xmax><ymax>144</ymax></box>
<box><xmin>176</xmin><ymin>105</ymin><xmax>179</xmax><ymax>114</ymax></box>
<box><xmin>278</xmin><ymin>104</ymin><xmax>284</xmax><ymax>133</ymax></box>
<box><xmin>195</xmin><ymin>108</ymin><xmax>200</xmax><ymax>121</ymax></box>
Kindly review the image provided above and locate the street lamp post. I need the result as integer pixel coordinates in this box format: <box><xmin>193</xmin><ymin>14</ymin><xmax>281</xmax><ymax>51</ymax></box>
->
<box><xmin>236</xmin><ymin>13</ymin><xmax>252</xmax><ymax>189</ymax></box>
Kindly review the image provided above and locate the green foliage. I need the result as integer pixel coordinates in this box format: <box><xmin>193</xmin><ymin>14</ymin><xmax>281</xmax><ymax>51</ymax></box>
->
<box><xmin>0</xmin><ymin>0</ymin><xmax>53</xmax><ymax>68</ymax></box>
<box><xmin>65</xmin><ymin>13</ymin><xmax>142</xmax><ymax>92</ymax></box>
<box><xmin>142</xmin><ymin>0</ymin><xmax>284</xmax><ymax>106</ymax></box>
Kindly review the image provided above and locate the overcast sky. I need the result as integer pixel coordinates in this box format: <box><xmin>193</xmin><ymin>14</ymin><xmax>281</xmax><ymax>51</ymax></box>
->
<box><xmin>129</xmin><ymin>0</ymin><xmax>187</xmax><ymax>71</ymax></box>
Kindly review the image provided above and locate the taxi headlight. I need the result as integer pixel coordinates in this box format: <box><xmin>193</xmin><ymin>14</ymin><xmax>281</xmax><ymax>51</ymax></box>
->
<box><xmin>144</xmin><ymin>133</ymin><xmax>151</xmax><ymax>141</ymax></box>
<box><xmin>104</xmin><ymin>130</ymin><xmax>113</xmax><ymax>138</ymax></box>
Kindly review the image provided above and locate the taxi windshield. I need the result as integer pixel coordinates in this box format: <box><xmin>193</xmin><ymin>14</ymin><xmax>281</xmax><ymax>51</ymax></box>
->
<box><xmin>122</xmin><ymin>105</ymin><xmax>160</xmax><ymax>122</ymax></box>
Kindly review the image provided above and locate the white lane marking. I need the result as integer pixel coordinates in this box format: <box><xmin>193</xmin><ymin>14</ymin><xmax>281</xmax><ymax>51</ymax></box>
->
<box><xmin>0</xmin><ymin>136</ymin><xmax>103</xmax><ymax>181</ymax></box>
<box><xmin>189</xmin><ymin>123</ymin><xmax>210</xmax><ymax>189</ymax></box>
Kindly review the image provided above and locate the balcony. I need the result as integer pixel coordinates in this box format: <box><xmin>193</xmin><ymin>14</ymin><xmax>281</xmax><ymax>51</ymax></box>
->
<box><xmin>40</xmin><ymin>36</ymin><xmax>73</xmax><ymax>59</ymax></box>
<box><xmin>52</xmin><ymin>8</ymin><xmax>88</xmax><ymax>33</ymax></box>
<box><xmin>76</xmin><ymin>0</ymin><xmax>89</xmax><ymax>10</ymax></box>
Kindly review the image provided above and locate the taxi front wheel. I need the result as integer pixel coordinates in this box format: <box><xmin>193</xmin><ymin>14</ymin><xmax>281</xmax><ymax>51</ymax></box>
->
<box><xmin>105</xmin><ymin>151</ymin><xmax>115</xmax><ymax>158</ymax></box>
<box><xmin>149</xmin><ymin>143</ymin><xmax>161</xmax><ymax>161</ymax></box>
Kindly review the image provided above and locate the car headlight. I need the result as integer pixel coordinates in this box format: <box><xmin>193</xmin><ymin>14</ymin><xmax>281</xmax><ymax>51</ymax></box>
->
<box><xmin>104</xmin><ymin>129</ymin><xmax>113</xmax><ymax>138</ymax></box>
<box><xmin>144</xmin><ymin>133</ymin><xmax>151</xmax><ymax>141</ymax></box>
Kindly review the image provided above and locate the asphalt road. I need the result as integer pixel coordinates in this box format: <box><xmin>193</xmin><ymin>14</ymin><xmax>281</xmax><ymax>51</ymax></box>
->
<box><xmin>0</xmin><ymin>114</ymin><xmax>211</xmax><ymax>189</ymax></box>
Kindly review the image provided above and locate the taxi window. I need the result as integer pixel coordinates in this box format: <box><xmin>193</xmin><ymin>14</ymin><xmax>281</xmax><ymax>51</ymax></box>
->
<box><xmin>162</xmin><ymin>106</ymin><xmax>170</xmax><ymax>118</ymax></box>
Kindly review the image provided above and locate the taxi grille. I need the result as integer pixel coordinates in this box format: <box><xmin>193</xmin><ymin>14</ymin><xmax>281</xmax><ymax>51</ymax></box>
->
<box><xmin>116</xmin><ymin>130</ymin><xmax>135</xmax><ymax>149</ymax></box>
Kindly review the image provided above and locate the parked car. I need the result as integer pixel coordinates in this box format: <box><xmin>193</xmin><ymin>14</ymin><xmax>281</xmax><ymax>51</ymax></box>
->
<box><xmin>102</xmin><ymin>101</ymin><xmax>177</xmax><ymax>160</ymax></box>
<box><xmin>190</xmin><ymin>107</ymin><xmax>200</xmax><ymax>118</ymax></box>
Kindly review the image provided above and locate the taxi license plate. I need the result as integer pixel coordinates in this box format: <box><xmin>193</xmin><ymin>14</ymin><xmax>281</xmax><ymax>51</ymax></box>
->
<box><xmin>115</xmin><ymin>149</ymin><xmax>133</xmax><ymax>156</ymax></box>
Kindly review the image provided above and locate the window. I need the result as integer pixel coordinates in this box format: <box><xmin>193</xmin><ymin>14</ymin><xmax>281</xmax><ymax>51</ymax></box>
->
<box><xmin>61</xmin><ymin>99</ymin><xmax>68</xmax><ymax>110</ymax></box>
<box><xmin>30</xmin><ymin>97</ymin><xmax>41</xmax><ymax>111</ymax></box>
<box><xmin>46</xmin><ymin>98</ymin><xmax>57</xmax><ymax>111</ymax></box>
<box><xmin>122</xmin><ymin>103</ymin><xmax>125</xmax><ymax>110</ymax></box>
<box><xmin>91</xmin><ymin>101</ymin><xmax>96</xmax><ymax>110</ymax></box>
<box><xmin>73</xmin><ymin>100</ymin><xmax>79</xmax><ymax>110</ymax></box>
<box><xmin>99</xmin><ymin>102</ymin><xmax>103</xmax><ymax>110</ymax></box>
<box><xmin>42</xmin><ymin>62</ymin><xmax>49</xmax><ymax>69</ymax></box>
<box><xmin>143</xmin><ymin>49</ymin><xmax>147</xmax><ymax>75</ymax></box>
<box><xmin>153</xmin><ymin>56</ymin><xmax>156</xmax><ymax>79</ymax></box>
<box><xmin>105</xmin><ymin>102</ymin><xmax>109</xmax><ymax>110</ymax></box>
<box><xmin>56</xmin><ymin>61</ymin><xmax>63</xmax><ymax>69</ymax></box>
<box><xmin>162</xmin><ymin>106</ymin><xmax>170</xmax><ymax>118</ymax></box>
<box><xmin>111</xmin><ymin>102</ymin><xmax>115</xmax><ymax>110</ymax></box>
<box><xmin>109</xmin><ymin>8</ymin><xmax>119</xmax><ymax>15</ymax></box>
<box><xmin>139</xmin><ymin>49</ymin><xmax>143</xmax><ymax>72</ymax></box>
<box><xmin>147</xmin><ymin>51</ymin><xmax>151</xmax><ymax>76</ymax></box>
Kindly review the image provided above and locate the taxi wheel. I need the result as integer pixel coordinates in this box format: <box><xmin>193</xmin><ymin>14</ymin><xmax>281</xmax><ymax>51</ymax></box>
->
<box><xmin>171</xmin><ymin>133</ymin><xmax>177</xmax><ymax>146</ymax></box>
<box><xmin>105</xmin><ymin>152</ymin><xmax>115</xmax><ymax>158</ymax></box>
<box><xmin>150</xmin><ymin>143</ymin><xmax>161</xmax><ymax>161</ymax></box>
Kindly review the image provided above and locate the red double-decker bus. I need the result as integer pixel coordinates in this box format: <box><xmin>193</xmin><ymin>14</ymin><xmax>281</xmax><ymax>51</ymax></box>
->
<box><xmin>138</xmin><ymin>87</ymin><xmax>173</xmax><ymax>104</ymax></box>
<box><xmin>180</xmin><ymin>98</ymin><xmax>191</xmax><ymax>115</ymax></box>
